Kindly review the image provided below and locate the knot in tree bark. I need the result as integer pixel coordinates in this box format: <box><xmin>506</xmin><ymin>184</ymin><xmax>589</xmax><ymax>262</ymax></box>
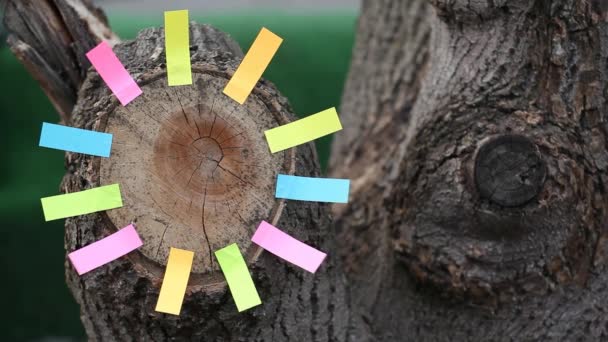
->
<box><xmin>474</xmin><ymin>135</ymin><xmax>546</xmax><ymax>207</ymax></box>
<box><xmin>391</xmin><ymin>112</ymin><xmax>600</xmax><ymax>306</ymax></box>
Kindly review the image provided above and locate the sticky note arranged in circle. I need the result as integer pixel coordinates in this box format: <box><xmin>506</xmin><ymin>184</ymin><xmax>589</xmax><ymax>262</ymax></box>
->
<box><xmin>40</xmin><ymin>184</ymin><xmax>123</xmax><ymax>221</ymax></box>
<box><xmin>165</xmin><ymin>10</ymin><xmax>192</xmax><ymax>86</ymax></box>
<box><xmin>223</xmin><ymin>27</ymin><xmax>283</xmax><ymax>104</ymax></box>
<box><xmin>86</xmin><ymin>41</ymin><xmax>142</xmax><ymax>106</ymax></box>
<box><xmin>155</xmin><ymin>248</ymin><xmax>194</xmax><ymax>315</ymax></box>
<box><xmin>264</xmin><ymin>107</ymin><xmax>342</xmax><ymax>153</ymax></box>
<box><xmin>252</xmin><ymin>221</ymin><xmax>327</xmax><ymax>273</ymax></box>
<box><xmin>68</xmin><ymin>224</ymin><xmax>143</xmax><ymax>275</ymax></box>
<box><xmin>215</xmin><ymin>243</ymin><xmax>262</xmax><ymax>312</ymax></box>
<box><xmin>275</xmin><ymin>174</ymin><xmax>350</xmax><ymax>203</ymax></box>
<box><xmin>39</xmin><ymin>122</ymin><xmax>113</xmax><ymax>157</ymax></box>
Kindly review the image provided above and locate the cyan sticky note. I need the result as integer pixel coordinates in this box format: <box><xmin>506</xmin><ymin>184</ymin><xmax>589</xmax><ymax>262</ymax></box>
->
<box><xmin>39</xmin><ymin>122</ymin><xmax>113</xmax><ymax>157</ymax></box>
<box><xmin>275</xmin><ymin>174</ymin><xmax>350</xmax><ymax>203</ymax></box>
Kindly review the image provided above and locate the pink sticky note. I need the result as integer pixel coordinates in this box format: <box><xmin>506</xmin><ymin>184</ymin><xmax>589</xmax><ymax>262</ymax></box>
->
<box><xmin>251</xmin><ymin>221</ymin><xmax>327</xmax><ymax>273</ymax></box>
<box><xmin>68</xmin><ymin>224</ymin><xmax>143</xmax><ymax>275</ymax></box>
<box><xmin>86</xmin><ymin>41</ymin><xmax>142</xmax><ymax>106</ymax></box>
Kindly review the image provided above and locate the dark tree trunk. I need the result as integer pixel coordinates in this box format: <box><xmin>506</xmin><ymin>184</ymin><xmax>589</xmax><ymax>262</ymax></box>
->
<box><xmin>5</xmin><ymin>0</ymin><xmax>608</xmax><ymax>340</ymax></box>
<box><xmin>332</xmin><ymin>0</ymin><xmax>608</xmax><ymax>340</ymax></box>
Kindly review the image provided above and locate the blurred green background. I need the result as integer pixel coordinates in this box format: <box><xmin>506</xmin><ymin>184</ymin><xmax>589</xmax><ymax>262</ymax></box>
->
<box><xmin>0</xmin><ymin>10</ymin><xmax>356</xmax><ymax>341</ymax></box>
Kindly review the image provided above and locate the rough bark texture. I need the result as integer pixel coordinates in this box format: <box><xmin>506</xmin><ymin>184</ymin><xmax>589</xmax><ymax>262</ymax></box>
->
<box><xmin>332</xmin><ymin>0</ymin><xmax>608</xmax><ymax>340</ymax></box>
<box><xmin>2</xmin><ymin>0</ymin><xmax>117</xmax><ymax>122</ymax></box>
<box><xmin>331</xmin><ymin>0</ymin><xmax>431</xmax><ymax>207</ymax></box>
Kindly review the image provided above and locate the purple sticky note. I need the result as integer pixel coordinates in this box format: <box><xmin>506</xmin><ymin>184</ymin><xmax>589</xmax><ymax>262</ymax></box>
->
<box><xmin>251</xmin><ymin>221</ymin><xmax>327</xmax><ymax>273</ymax></box>
<box><xmin>68</xmin><ymin>224</ymin><xmax>143</xmax><ymax>275</ymax></box>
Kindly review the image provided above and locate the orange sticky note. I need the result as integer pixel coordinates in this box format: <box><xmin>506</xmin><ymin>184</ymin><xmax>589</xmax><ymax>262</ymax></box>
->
<box><xmin>155</xmin><ymin>248</ymin><xmax>194</xmax><ymax>315</ymax></box>
<box><xmin>223</xmin><ymin>27</ymin><xmax>282</xmax><ymax>104</ymax></box>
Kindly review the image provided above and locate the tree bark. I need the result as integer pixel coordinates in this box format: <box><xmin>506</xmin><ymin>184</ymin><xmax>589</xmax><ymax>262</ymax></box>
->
<box><xmin>7</xmin><ymin>0</ymin><xmax>608</xmax><ymax>340</ymax></box>
<box><xmin>332</xmin><ymin>0</ymin><xmax>608</xmax><ymax>340</ymax></box>
<box><xmin>2</xmin><ymin>0</ymin><xmax>118</xmax><ymax>122</ymax></box>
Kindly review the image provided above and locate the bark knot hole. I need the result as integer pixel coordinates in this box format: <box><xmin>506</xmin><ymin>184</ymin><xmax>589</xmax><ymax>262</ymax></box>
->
<box><xmin>474</xmin><ymin>134</ymin><xmax>546</xmax><ymax>207</ymax></box>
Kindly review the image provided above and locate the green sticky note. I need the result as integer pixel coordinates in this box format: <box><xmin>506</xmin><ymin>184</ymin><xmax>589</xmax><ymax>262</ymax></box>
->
<box><xmin>41</xmin><ymin>184</ymin><xmax>123</xmax><ymax>221</ymax></box>
<box><xmin>264</xmin><ymin>107</ymin><xmax>342</xmax><ymax>153</ymax></box>
<box><xmin>215</xmin><ymin>243</ymin><xmax>262</xmax><ymax>312</ymax></box>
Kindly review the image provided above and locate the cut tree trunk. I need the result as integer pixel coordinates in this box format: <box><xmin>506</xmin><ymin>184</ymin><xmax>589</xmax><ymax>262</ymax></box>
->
<box><xmin>60</xmin><ymin>26</ymin><xmax>349</xmax><ymax>341</ymax></box>
<box><xmin>332</xmin><ymin>0</ymin><xmax>608</xmax><ymax>340</ymax></box>
<box><xmin>5</xmin><ymin>4</ymin><xmax>350</xmax><ymax>341</ymax></box>
<box><xmin>6</xmin><ymin>0</ymin><xmax>608</xmax><ymax>340</ymax></box>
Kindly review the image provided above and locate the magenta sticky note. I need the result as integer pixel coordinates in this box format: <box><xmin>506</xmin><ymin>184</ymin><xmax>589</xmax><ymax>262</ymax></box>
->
<box><xmin>251</xmin><ymin>221</ymin><xmax>327</xmax><ymax>273</ymax></box>
<box><xmin>86</xmin><ymin>41</ymin><xmax>142</xmax><ymax>106</ymax></box>
<box><xmin>68</xmin><ymin>224</ymin><xmax>143</xmax><ymax>275</ymax></box>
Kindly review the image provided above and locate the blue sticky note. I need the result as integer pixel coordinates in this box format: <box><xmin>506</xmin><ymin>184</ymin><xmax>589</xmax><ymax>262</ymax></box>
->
<box><xmin>39</xmin><ymin>122</ymin><xmax>113</xmax><ymax>157</ymax></box>
<box><xmin>275</xmin><ymin>174</ymin><xmax>350</xmax><ymax>203</ymax></box>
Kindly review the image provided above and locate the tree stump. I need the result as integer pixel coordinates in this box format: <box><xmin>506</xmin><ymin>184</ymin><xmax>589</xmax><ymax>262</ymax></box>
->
<box><xmin>102</xmin><ymin>66</ymin><xmax>292</xmax><ymax>277</ymax></box>
<box><xmin>59</xmin><ymin>25</ymin><xmax>349</xmax><ymax>341</ymax></box>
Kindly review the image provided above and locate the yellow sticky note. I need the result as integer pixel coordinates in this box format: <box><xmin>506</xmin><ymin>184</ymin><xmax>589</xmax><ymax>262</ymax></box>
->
<box><xmin>41</xmin><ymin>184</ymin><xmax>123</xmax><ymax>221</ymax></box>
<box><xmin>223</xmin><ymin>27</ymin><xmax>282</xmax><ymax>104</ymax></box>
<box><xmin>264</xmin><ymin>107</ymin><xmax>342</xmax><ymax>153</ymax></box>
<box><xmin>165</xmin><ymin>10</ymin><xmax>192</xmax><ymax>86</ymax></box>
<box><xmin>155</xmin><ymin>248</ymin><xmax>194</xmax><ymax>315</ymax></box>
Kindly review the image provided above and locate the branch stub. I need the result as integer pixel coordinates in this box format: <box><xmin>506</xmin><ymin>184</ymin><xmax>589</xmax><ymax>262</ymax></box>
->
<box><xmin>474</xmin><ymin>134</ymin><xmax>546</xmax><ymax>207</ymax></box>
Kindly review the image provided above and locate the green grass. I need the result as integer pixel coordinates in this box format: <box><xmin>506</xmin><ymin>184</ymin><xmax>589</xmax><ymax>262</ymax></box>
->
<box><xmin>0</xmin><ymin>12</ymin><xmax>355</xmax><ymax>340</ymax></box>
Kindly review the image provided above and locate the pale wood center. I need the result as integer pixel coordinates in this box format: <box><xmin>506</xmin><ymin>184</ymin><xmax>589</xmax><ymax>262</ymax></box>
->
<box><xmin>100</xmin><ymin>70</ymin><xmax>289</xmax><ymax>273</ymax></box>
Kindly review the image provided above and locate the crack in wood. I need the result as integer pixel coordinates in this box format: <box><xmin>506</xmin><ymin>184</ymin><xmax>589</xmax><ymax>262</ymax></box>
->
<box><xmin>201</xmin><ymin>181</ymin><xmax>213</xmax><ymax>266</ymax></box>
